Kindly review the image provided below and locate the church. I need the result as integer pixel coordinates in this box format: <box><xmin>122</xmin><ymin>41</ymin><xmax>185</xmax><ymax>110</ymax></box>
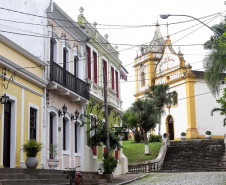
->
<box><xmin>133</xmin><ymin>22</ymin><xmax>226</xmax><ymax>140</ymax></box>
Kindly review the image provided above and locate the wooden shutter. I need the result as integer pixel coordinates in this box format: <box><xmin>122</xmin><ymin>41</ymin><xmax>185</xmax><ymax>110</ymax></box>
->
<box><xmin>111</xmin><ymin>67</ymin><xmax>114</xmax><ymax>89</ymax></box>
<box><xmin>115</xmin><ymin>146</ymin><xmax>119</xmax><ymax>160</ymax></box>
<box><xmin>86</xmin><ymin>46</ymin><xmax>91</xmax><ymax>79</ymax></box>
<box><xmin>93</xmin><ymin>51</ymin><xmax>97</xmax><ymax>84</ymax></box>
<box><xmin>93</xmin><ymin>145</ymin><xmax>97</xmax><ymax>156</ymax></box>
<box><xmin>103</xmin><ymin>60</ymin><xmax>107</xmax><ymax>87</ymax></box>
<box><xmin>116</xmin><ymin>71</ymin><xmax>119</xmax><ymax>98</ymax></box>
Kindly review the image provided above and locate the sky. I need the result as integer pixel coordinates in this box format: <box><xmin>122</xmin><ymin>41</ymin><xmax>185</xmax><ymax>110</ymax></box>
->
<box><xmin>54</xmin><ymin>0</ymin><xmax>225</xmax><ymax>110</ymax></box>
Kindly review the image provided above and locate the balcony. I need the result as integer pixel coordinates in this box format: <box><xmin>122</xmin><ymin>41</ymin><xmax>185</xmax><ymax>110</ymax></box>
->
<box><xmin>48</xmin><ymin>61</ymin><xmax>89</xmax><ymax>100</ymax></box>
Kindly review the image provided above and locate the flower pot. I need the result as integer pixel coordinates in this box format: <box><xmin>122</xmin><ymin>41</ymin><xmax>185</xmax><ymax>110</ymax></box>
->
<box><xmin>181</xmin><ymin>136</ymin><xmax>186</xmax><ymax>140</ymax></box>
<box><xmin>206</xmin><ymin>134</ymin><xmax>211</xmax><ymax>139</ymax></box>
<box><xmin>47</xmin><ymin>159</ymin><xmax>59</xmax><ymax>169</ymax></box>
<box><xmin>25</xmin><ymin>157</ymin><xmax>38</xmax><ymax>169</ymax></box>
<box><xmin>103</xmin><ymin>174</ymin><xmax>113</xmax><ymax>182</ymax></box>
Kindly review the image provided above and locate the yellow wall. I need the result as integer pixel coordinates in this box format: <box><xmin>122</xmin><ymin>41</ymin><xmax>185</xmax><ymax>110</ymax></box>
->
<box><xmin>0</xmin><ymin>42</ymin><xmax>44</xmax><ymax>168</ymax></box>
<box><xmin>0</xmin><ymin>42</ymin><xmax>43</xmax><ymax>78</ymax></box>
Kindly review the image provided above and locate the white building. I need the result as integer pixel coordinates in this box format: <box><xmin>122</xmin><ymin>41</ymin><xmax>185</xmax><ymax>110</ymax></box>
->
<box><xmin>134</xmin><ymin>22</ymin><xmax>226</xmax><ymax>140</ymax></box>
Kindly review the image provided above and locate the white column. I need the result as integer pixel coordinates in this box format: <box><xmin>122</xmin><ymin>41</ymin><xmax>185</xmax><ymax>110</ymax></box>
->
<box><xmin>20</xmin><ymin>88</ymin><xmax>25</xmax><ymax>168</ymax></box>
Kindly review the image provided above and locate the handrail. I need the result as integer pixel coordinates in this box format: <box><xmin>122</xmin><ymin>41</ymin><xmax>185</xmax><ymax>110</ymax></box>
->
<box><xmin>128</xmin><ymin>138</ymin><xmax>168</xmax><ymax>172</ymax></box>
<box><xmin>49</xmin><ymin>61</ymin><xmax>89</xmax><ymax>100</ymax></box>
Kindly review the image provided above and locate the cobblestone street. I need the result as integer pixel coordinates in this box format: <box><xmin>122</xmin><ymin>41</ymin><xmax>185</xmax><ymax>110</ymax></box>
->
<box><xmin>127</xmin><ymin>172</ymin><xmax>226</xmax><ymax>185</ymax></box>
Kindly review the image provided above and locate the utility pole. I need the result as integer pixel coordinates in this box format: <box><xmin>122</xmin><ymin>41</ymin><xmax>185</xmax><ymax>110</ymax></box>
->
<box><xmin>103</xmin><ymin>64</ymin><xmax>111</xmax><ymax>157</ymax></box>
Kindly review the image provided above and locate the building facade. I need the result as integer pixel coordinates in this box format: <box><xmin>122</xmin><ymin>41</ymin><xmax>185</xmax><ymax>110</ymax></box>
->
<box><xmin>77</xmin><ymin>8</ymin><xmax>128</xmax><ymax>175</ymax></box>
<box><xmin>0</xmin><ymin>34</ymin><xmax>46</xmax><ymax>168</ymax></box>
<box><xmin>134</xmin><ymin>22</ymin><xmax>226</xmax><ymax>140</ymax></box>
<box><xmin>44</xmin><ymin>2</ymin><xmax>90</xmax><ymax>170</ymax></box>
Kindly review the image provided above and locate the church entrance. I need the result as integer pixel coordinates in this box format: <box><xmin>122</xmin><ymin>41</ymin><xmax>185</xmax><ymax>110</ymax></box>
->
<box><xmin>168</xmin><ymin>116</ymin><xmax>174</xmax><ymax>140</ymax></box>
<box><xmin>3</xmin><ymin>101</ymin><xmax>11</xmax><ymax>167</ymax></box>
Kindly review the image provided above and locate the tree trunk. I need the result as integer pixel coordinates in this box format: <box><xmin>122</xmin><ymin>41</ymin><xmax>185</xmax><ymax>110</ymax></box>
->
<box><xmin>144</xmin><ymin>130</ymin><xmax>150</xmax><ymax>155</ymax></box>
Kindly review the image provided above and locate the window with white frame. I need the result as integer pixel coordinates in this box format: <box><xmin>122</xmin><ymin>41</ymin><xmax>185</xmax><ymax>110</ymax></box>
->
<box><xmin>50</xmin><ymin>38</ymin><xmax>57</xmax><ymax>63</ymax></box>
<box><xmin>90</xmin><ymin>115</ymin><xmax>97</xmax><ymax>157</ymax></box>
<box><xmin>30</xmin><ymin>108</ymin><xmax>37</xmax><ymax>140</ymax></box>
<box><xmin>63</xmin><ymin>118</ymin><xmax>69</xmax><ymax>151</ymax></box>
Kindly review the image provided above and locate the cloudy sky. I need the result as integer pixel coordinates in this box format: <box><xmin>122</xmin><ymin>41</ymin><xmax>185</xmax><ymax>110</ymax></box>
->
<box><xmin>54</xmin><ymin>0</ymin><xmax>225</xmax><ymax>110</ymax></box>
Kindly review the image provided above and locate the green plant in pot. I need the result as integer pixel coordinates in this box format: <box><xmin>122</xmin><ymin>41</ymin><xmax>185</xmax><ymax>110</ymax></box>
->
<box><xmin>22</xmin><ymin>139</ymin><xmax>42</xmax><ymax>169</ymax></box>
<box><xmin>100</xmin><ymin>153</ymin><xmax>117</xmax><ymax>182</ymax></box>
<box><xmin>205</xmin><ymin>131</ymin><xmax>211</xmax><ymax>139</ymax></box>
<box><xmin>181</xmin><ymin>132</ymin><xmax>186</xmax><ymax>140</ymax></box>
<box><xmin>47</xmin><ymin>144</ymin><xmax>59</xmax><ymax>169</ymax></box>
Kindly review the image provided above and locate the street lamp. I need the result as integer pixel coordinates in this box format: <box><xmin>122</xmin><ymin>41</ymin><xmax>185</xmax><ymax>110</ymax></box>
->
<box><xmin>71</xmin><ymin>109</ymin><xmax>80</xmax><ymax>121</ymax></box>
<box><xmin>160</xmin><ymin>14</ymin><xmax>226</xmax><ymax>40</ymax></box>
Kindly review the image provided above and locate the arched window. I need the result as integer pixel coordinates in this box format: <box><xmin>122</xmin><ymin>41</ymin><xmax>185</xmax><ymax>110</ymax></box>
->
<box><xmin>173</xmin><ymin>92</ymin><xmax>178</xmax><ymax>106</ymax></box>
<box><xmin>141</xmin><ymin>71</ymin><xmax>145</xmax><ymax>86</ymax></box>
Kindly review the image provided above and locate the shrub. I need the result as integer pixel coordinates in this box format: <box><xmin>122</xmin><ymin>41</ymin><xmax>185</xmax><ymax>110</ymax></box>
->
<box><xmin>22</xmin><ymin>139</ymin><xmax>42</xmax><ymax>157</ymax></box>
<box><xmin>181</xmin><ymin>132</ymin><xmax>186</xmax><ymax>136</ymax></box>
<box><xmin>101</xmin><ymin>154</ymin><xmax>118</xmax><ymax>174</ymax></box>
<box><xmin>149</xmin><ymin>135</ymin><xmax>162</xmax><ymax>142</ymax></box>
<box><xmin>205</xmin><ymin>131</ymin><xmax>211</xmax><ymax>135</ymax></box>
<box><xmin>134</xmin><ymin>132</ymin><xmax>141</xmax><ymax>143</ymax></box>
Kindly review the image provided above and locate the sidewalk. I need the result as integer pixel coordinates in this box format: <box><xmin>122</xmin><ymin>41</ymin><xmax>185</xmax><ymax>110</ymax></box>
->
<box><xmin>107</xmin><ymin>173</ymin><xmax>147</xmax><ymax>185</ymax></box>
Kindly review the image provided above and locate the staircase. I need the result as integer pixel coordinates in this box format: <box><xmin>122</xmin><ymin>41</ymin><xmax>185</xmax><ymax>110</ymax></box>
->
<box><xmin>0</xmin><ymin>168</ymin><xmax>107</xmax><ymax>185</ymax></box>
<box><xmin>161</xmin><ymin>139</ymin><xmax>226</xmax><ymax>172</ymax></box>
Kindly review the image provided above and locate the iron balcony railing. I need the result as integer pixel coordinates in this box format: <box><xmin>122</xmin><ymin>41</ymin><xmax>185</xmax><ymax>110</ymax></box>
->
<box><xmin>49</xmin><ymin>61</ymin><xmax>89</xmax><ymax>100</ymax></box>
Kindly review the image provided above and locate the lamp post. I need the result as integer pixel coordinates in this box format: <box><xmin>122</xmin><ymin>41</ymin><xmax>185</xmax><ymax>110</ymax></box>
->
<box><xmin>160</xmin><ymin>14</ymin><xmax>226</xmax><ymax>40</ymax></box>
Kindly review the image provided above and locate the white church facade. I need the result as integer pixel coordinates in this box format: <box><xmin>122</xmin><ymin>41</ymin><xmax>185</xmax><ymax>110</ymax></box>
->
<box><xmin>134</xmin><ymin>22</ymin><xmax>226</xmax><ymax>140</ymax></box>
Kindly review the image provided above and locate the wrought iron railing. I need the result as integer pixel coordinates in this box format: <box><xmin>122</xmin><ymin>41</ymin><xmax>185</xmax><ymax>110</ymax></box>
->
<box><xmin>128</xmin><ymin>138</ymin><xmax>169</xmax><ymax>173</ymax></box>
<box><xmin>49</xmin><ymin>61</ymin><xmax>89</xmax><ymax>100</ymax></box>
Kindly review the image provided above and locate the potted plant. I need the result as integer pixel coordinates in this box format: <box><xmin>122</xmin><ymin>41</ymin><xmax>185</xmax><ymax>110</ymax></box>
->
<box><xmin>22</xmin><ymin>139</ymin><xmax>42</xmax><ymax>169</ymax></box>
<box><xmin>205</xmin><ymin>131</ymin><xmax>211</xmax><ymax>139</ymax></box>
<box><xmin>100</xmin><ymin>154</ymin><xmax>117</xmax><ymax>182</ymax></box>
<box><xmin>47</xmin><ymin>144</ymin><xmax>59</xmax><ymax>169</ymax></box>
<box><xmin>181</xmin><ymin>132</ymin><xmax>186</xmax><ymax>140</ymax></box>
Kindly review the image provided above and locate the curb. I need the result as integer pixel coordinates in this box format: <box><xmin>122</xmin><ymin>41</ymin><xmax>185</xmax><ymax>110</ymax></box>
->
<box><xmin>116</xmin><ymin>174</ymin><xmax>148</xmax><ymax>185</ymax></box>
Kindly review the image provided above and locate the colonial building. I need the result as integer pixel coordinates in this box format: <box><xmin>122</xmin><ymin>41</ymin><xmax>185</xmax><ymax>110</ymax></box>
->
<box><xmin>134</xmin><ymin>22</ymin><xmax>226</xmax><ymax>140</ymax></box>
<box><xmin>77</xmin><ymin>8</ymin><xmax>128</xmax><ymax>175</ymax></box>
<box><xmin>45</xmin><ymin>2</ymin><xmax>90</xmax><ymax>170</ymax></box>
<box><xmin>0</xmin><ymin>34</ymin><xmax>46</xmax><ymax>168</ymax></box>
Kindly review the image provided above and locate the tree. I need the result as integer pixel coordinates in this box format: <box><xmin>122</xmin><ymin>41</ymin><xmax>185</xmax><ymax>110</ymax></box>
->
<box><xmin>203</xmin><ymin>17</ymin><xmax>226</xmax><ymax>95</ymax></box>
<box><xmin>145</xmin><ymin>84</ymin><xmax>174</xmax><ymax>135</ymax></box>
<box><xmin>132</xmin><ymin>98</ymin><xmax>158</xmax><ymax>155</ymax></box>
<box><xmin>122</xmin><ymin>107</ymin><xmax>144</xmax><ymax>142</ymax></box>
<box><xmin>211</xmin><ymin>88</ymin><xmax>226</xmax><ymax>126</ymax></box>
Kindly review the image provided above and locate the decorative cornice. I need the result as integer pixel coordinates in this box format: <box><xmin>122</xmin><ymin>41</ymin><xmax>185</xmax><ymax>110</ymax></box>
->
<box><xmin>0</xmin><ymin>55</ymin><xmax>47</xmax><ymax>88</ymax></box>
<box><xmin>0</xmin><ymin>34</ymin><xmax>45</xmax><ymax>66</ymax></box>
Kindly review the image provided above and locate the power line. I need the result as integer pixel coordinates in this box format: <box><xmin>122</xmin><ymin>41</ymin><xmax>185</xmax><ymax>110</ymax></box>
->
<box><xmin>0</xmin><ymin>6</ymin><xmax>222</xmax><ymax>28</ymax></box>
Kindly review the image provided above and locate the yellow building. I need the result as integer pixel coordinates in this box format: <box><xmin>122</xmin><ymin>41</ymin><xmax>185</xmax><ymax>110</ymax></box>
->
<box><xmin>134</xmin><ymin>22</ymin><xmax>225</xmax><ymax>140</ymax></box>
<box><xmin>0</xmin><ymin>34</ymin><xmax>47</xmax><ymax>168</ymax></box>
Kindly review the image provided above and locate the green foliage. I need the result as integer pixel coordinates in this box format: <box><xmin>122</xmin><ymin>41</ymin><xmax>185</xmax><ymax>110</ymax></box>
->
<box><xmin>100</xmin><ymin>153</ymin><xmax>118</xmax><ymax>174</ymax></box>
<box><xmin>149</xmin><ymin>135</ymin><xmax>162</xmax><ymax>142</ymax></box>
<box><xmin>122</xmin><ymin>140</ymin><xmax>162</xmax><ymax>164</ymax></box>
<box><xmin>22</xmin><ymin>140</ymin><xmax>42</xmax><ymax>157</ymax></box>
<box><xmin>132</xmin><ymin>98</ymin><xmax>158</xmax><ymax>133</ymax></box>
<box><xmin>181</xmin><ymin>132</ymin><xmax>186</xmax><ymax>136</ymax></box>
<box><xmin>87</xmin><ymin>120</ymin><xmax>122</xmax><ymax>150</ymax></box>
<box><xmin>48</xmin><ymin>144</ymin><xmax>58</xmax><ymax>159</ymax></box>
<box><xmin>211</xmin><ymin>87</ymin><xmax>226</xmax><ymax>126</ymax></box>
<box><xmin>205</xmin><ymin>131</ymin><xmax>211</xmax><ymax>135</ymax></box>
<box><xmin>134</xmin><ymin>131</ymin><xmax>142</xmax><ymax>143</ymax></box>
<box><xmin>203</xmin><ymin>17</ymin><xmax>226</xmax><ymax>95</ymax></box>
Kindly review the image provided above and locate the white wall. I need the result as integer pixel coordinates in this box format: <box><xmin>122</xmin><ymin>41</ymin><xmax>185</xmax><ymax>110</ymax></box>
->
<box><xmin>0</xmin><ymin>0</ymin><xmax>50</xmax><ymax>61</ymax></box>
<box><xmin>194</xmin><ymin>79</ymin><xmax>226</xmax><ymax>136</ymax></box>
<box><xmin>160</xmin><ymin>80</ymin><xmax>188</xmax><ymax>139</ymax></box>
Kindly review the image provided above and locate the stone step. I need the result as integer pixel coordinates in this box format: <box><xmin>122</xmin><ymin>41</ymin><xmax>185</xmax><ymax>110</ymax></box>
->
<box><xmin>0</xmin><ymin>179</ymin><xmax>69</xmax><ymax>185</ymax></box>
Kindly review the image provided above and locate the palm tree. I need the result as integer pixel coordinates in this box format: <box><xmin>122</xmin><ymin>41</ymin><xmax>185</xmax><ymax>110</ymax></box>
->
<box><xmin>145</xmin><ymin>84</ymin><xmax>174</xmax><ymax>135</ymax></box>
<box><xmin>211</xmin><ymin>90</ymin><xmax>226</xmax><ymax>126</ymax></box>
<box><xmin>132</xmin><ymin>98</ymin><xmax>158</xmax><ymax>155</ymax></box>
<box><xmin>203</xmin><ymin>17</ymin><xmax>226</xmax><ymax>96</ymax></box>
